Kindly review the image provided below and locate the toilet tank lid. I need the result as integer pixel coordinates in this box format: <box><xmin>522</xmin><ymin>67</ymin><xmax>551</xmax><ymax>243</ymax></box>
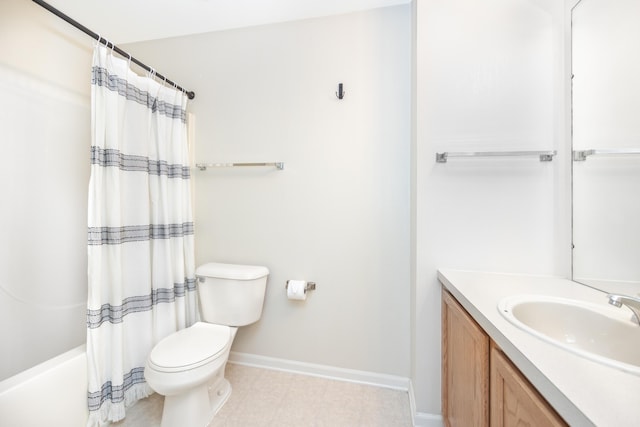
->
<box><xmin>196</xmin><ymin>262</ymin><xmax>269</xmax><ymax>280</ymax></box>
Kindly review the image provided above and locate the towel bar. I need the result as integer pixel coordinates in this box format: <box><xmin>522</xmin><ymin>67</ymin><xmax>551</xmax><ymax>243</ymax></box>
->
<box><xmin>195</xmin><ymin>162</ymin><xmax>284</xmax><ymax>171</ymax></box>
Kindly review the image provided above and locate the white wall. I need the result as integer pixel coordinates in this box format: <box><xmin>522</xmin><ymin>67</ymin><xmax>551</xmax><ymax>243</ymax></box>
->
<box><xmin>412</xmin><ymin>0</ymin><xmax>569</xmax><ymax>417</ymax></box>
<box><xmin>126</xmin><ymin>6</ymin><xmax>412</xmax><ymax>377</ymax></box>
<box><xmin>0</xmin><ymin>0</ymin><xmax>91</xmax><ymax>380</ymax></box>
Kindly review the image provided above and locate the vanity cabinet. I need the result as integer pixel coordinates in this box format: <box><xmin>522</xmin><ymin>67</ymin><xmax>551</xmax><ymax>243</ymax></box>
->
<box><xmin>442</xmin><ymin>288</ymin><xmax>567</xmax><ymax>427</ymax></box>
<box><xmin>442</xmin><ymin>289</ymin><xmax>489</xmax><ymax>427</ymax></box>
<box><xmin>490</xmin><ymin>343</ymin><xmax>566</xmax><ymax>427</ymax></box>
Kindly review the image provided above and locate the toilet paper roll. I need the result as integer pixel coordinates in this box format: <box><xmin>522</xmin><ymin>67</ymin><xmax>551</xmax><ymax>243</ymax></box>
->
<box><xmin>287</xmin><ymin>280</ymin><xmax>307</xmax><ymax>301</ymax></box>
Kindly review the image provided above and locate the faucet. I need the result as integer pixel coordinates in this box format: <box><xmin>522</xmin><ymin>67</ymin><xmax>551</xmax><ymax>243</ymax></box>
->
<box><xmin>607</xmin><ymin>294</ymin><xmax>640</xmax><ymax>325</ymax></box>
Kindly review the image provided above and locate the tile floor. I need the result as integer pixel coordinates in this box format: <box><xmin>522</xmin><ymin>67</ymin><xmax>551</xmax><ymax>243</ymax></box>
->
<box><xmin>114</xmin><ymin>363</ymin><xmax>413</xmax><ymax>427</ymax></box>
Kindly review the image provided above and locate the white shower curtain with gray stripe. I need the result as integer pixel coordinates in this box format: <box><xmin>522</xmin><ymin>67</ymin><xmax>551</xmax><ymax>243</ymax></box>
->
<box><xmin>86</xmin><ymin>45</ymin><xmax>197</xmax><ymax>426</ymax></box>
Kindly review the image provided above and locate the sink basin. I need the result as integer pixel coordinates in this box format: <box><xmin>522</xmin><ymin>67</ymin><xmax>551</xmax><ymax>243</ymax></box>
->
<box><xmin>498</xmin><ymin>295</ymin><xmax>640</xmax><ymax>375</ymax></box>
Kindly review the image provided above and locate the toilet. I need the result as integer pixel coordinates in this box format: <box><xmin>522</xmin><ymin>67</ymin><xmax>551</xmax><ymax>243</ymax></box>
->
<box><xmin>144</xmin><ymin>262</ymin><xmax>269</xmax><ymax>427</ymax></box>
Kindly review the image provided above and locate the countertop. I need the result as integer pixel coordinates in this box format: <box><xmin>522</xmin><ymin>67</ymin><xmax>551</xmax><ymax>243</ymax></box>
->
<box><xmin>438</xmin><ymin>269</ymin><xmax>640</xmax><ymax>427</ymax></box>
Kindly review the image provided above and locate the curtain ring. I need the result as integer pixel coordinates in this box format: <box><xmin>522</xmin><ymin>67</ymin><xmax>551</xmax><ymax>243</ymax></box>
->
<box><xmin>127</xmin><ymin>53</ymin><xmax>132</xmax><ymax>70</ymax></box>
<box><xmin>96</xmin><ymin>34</ymin><xmax>102</xmax><ymax>47</ymax></box>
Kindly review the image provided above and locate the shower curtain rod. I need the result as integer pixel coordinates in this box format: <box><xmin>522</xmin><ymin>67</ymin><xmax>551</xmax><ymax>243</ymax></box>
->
<box><xmin>32</xmin><ymin>0</ymin><xmax>196</xmax><ymax>100</ymax></box>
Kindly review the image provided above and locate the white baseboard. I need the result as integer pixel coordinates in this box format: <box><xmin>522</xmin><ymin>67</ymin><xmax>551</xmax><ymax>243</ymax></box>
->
<box><xmin>228</xmin><ymin>351</ymin><xmax>410</xmax><ymax>391</ymax></box>
<box><xmin>407</xmin><ymin>381</ymin><xmax>443</xmax><ymax>427</ymax></box>
<box><xmin>413</xmin><ymin>412</ymin><xmax>444</xmax><ymax>427</ymax></box>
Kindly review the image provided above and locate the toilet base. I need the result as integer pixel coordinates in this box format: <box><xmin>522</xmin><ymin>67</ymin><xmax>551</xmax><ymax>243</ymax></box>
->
<box><xmin>208</xmin><ymin>377</ymin><xmax>232</xmax><ymax>415</ymax></box>
<box><xmin>160</xmin><ymin>376</ymin><xmax>232</xmax><ymax>427</ymax></box>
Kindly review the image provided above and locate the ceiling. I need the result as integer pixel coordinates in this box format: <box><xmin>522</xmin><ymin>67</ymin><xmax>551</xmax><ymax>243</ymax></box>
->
<box><xmin>42</xmin><ymin>0</ymin><xmax>411</xmax><ymax>44</ymax></box>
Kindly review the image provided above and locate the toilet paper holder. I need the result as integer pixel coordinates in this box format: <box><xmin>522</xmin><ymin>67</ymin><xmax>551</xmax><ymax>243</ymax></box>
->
<box><xmin>285</xmin><ymin>280</ymin><xmax>316</xmax><ymax>291</ymax></box>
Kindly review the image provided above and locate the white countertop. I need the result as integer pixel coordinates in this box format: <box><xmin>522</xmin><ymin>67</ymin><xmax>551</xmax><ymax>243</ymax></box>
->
<box><xmin>438</xmin><ymin>269</ymin><xmax>640</xmax><ymax>427</ymax></box>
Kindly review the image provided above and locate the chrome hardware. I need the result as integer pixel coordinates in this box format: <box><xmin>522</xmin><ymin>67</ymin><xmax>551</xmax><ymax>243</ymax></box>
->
<box><xmin>195</xmin><ymin>162</ymin><xmax>284</xmax><ymax>171</ymax></box>
<box><xmin>436</xmin><ymin>150</ymin><xmax>556</xmax><ymax>163</ymax></box>
<box><xmin>607</xmin><ymin>294</ymin><xmax>640</xmax><ymax>325</ymax></box>
<box><xmin>573</xmin><ymin>148</ymin><xmax>640</xmax><ymax>161</ymax></box>
<box><xmin>285</xmin><ymin>280</ymin><xmax>316</xmax><ymax>291</ymax></box>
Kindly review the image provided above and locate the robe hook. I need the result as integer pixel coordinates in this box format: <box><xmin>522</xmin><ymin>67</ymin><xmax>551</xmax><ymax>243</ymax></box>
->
<box><xmin>335</xmin><ymin>83</ymin><xmax>345</xmax><ymax>100</ymax></box>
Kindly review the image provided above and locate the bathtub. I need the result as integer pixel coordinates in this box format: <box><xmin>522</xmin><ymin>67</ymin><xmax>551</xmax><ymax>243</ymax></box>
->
<box><xmin>0</xmin><ymin>345</ymin><xmax>88</xmax><ymax>427</ymax></box>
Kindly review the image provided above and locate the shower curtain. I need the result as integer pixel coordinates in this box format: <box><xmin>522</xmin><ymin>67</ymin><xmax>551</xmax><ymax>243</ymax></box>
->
<box><xmin>86</xmin><ymin>45</ymin><xmax>197</xmax><ymax>425</ymax></box>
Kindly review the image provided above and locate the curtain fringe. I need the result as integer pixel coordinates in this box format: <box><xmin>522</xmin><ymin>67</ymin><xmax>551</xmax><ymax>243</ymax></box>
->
<box><xmin>87</xmin><ymin>382</ymin><xmax>153</xmax><ymax>427</ymax></box>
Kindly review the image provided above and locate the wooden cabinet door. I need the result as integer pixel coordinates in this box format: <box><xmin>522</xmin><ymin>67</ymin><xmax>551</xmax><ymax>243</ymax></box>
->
<box><xmin>442</xmin><ymin>289</ymin><xmax>490</xmax><ymax>427</ymax></box>
<box><xmin>490</xmin><ymin>343</ymin><xmax>567</xmax><ymax>427</ymax></box>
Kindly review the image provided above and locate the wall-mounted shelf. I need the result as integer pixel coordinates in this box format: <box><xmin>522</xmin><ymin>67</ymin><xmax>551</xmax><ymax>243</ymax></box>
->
<box><xmin>436</xmin><ymin>150</ymin><xmax>556</xmax><ymax>163</ymax></box>
<box><xmin>195</xmin><ymin>162</ymin><xmax>284</xmax><ymax>171</ymax></box>
<box><xmin>573</xmin><ymin>149</ymin><xmax>640</xmax><ymax>162</ymax></box>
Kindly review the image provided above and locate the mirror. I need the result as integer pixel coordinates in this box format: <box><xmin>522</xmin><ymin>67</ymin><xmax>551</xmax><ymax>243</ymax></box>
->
<box><xmin>571</xmin><ymin>0</ymin><xmax>640</xmax><ymax>294</ymax></box>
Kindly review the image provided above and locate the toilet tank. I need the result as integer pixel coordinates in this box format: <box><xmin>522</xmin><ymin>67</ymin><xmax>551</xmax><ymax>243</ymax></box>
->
<box><xmin>195</xmin><ymin>262</ymin><xmax>269</xmax><ymax>326</ymax></box>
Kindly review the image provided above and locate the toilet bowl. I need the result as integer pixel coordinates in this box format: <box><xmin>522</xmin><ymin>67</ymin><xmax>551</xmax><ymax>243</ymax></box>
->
<box><xmin>145</xmin><ymin>323</ymin><xmax>236</xmax><ymax>427</ymax></box>
<box><xmin>144</xmin><ymin>262</ymin><xmax>269</xmax><ymax>427</ymax></box>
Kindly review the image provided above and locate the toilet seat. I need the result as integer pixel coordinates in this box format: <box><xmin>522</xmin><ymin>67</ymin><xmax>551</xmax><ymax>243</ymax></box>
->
<box><xmin>148</xmin><ymin>322</ymin><xmax>231</xmax><ymax>373</ymax></box>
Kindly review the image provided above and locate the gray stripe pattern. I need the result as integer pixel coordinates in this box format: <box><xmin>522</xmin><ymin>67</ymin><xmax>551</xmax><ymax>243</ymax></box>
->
<box><xmin>86</xmin><ymin>279</ymin><xmax>197</xmax><ymax>329</ymax></box>
<box><xmin>88</xmin><ymin>223</ymin><xmax>194</xmax><ymax>246</ymax></box>
<box><xmin>87</xmin><ymin>367</ymin><xmax>146</xmax><ymax>410</ymax></box>
<box><xmin>91</xmin><ymin>66</ymin><xmax>187</xmax><ymax>122</ymax></box>
<box><xmin>91</xmin><ymin>146</ymin><xmax>191</xmax><ymax>179</ymax></box>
